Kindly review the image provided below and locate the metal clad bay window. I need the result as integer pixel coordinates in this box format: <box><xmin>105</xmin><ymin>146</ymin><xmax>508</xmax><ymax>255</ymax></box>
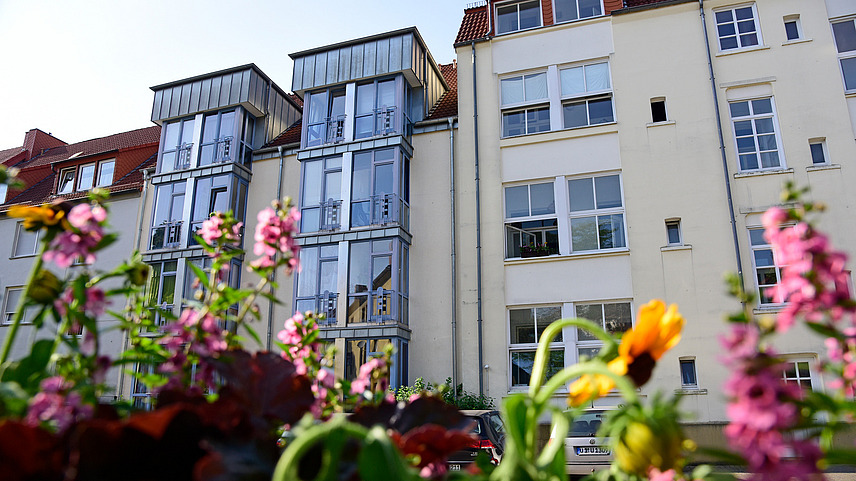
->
<box><xmin>832</xmin><ymin>20</ymin><xmax>856</xmax><ymax>92</ymax></box>
<box><xmin>301</xmin><ymin>157</ymin><xmax>343</xmax><ymax>233</ymax></box>
<box><xmin>554</xmin><ymin>0</ymin><xmax>602</xmax><ymax>23</ymax></box>
<box><xmin>509</xmin><ymin>306</ymin><xmax>563</xmax><ymax>387</ymax></box>
<box><xmin>560</xmin><ymin>62</ymin><xmax>613</xmax><ymax>129</ymax></box>
<box><xmin>161</xmin><ymin>118</ymin><xmax>195</xmax><ymax>173</ymax></box>
<box><xmin>296</xmin><ymin>245</ymin><xmax>339</xmax><ymax>325</ymax></box>
<box><xmin>715</xmin><ymin>5</ymin><xmax>760</xmax><ymax>51</ymax></box>
<box><xmin>347</xmin><ymin>239</ymin><xmax>408</xmax><ymax>325</ymax></box>
<box><xmin>729</xmin><ymin>98</ymin><xmax>783</xmax><ymax>171</ymax></box>
<box><xmin>568</xmin><ymin>174</ymin><xmax>625</xmax><ymax>252</ymax></box>
<box><xmin>501</xmin><ymin>72</ymin><xmax>549</xmax><ymax>137</ymax></box>
<box><xmin>497</xmin><ymin>0</ymin><xmax>541</xmax><ymax>35</ymax></box>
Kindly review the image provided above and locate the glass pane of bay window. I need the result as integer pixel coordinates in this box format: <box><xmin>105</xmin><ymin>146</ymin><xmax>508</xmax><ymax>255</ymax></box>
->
<box><xmin>298</xmin><ymin>247</ymin><xmax>319</xmax><ymax>297</ymax></box>
<box><xmin>303</xmin><ymin>160</ymin><xmax>322</xmax><ymax>205</ymax></box>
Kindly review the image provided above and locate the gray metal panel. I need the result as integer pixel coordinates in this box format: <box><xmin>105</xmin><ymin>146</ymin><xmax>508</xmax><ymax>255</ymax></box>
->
<box><xmin>401</xmin><ymin>34</ymin><xmax>413</xmax><ymax>71</ymax></box>
<box><xmin>178</xmin><ymin>84</ymin><xmax>191</xmax><ymax>116</ymax></box>
<box><xmin>249</xmin><ymin>72</ymin><xmax>262</xmax><ymax>112</ymax></box>
<box><xmin>351</xmin><ymin>44</ymin><xmax>363</xmax><ymax>79</ymax></box>
<box><xmin>292</xmin><ymin>57</ymin><xmax>304</xmax><ymax>92</ymax></box>
<box><xmin>229</xmin><ymin>72</ymin><xmax>243</xmax><ymax>105</ymax></box>
<box><xmin>338</xmin><ymin>46</ymin><xmax>351</xmax><ymax>82</ymax></box>
<box><xmin>151</xmin><ymin>90</ymin><xmax>163</xmax><ymax>123</ymax></box>
<box><xmin>240</xmin><ymin>70</ymin><xmax>251</xmax><ymax>106</ymax></box>
<box><xmin>219</xmin><ymin>73</ymin><xmax>232</xmax><ymax>106</ymax></box>
<box><xmin>199</xmin><ymin>78</ymin><xmax>212</xmax><ymax>111</ymax></box>
<box><xmin>389</xmin><ymin>35</ymin><xmax>402</xmax><ymax>72</ymax></box>
<box><xmin>209</xmin><ymin>76</ymin><xmax>222</xmax><ymax>110</ymax></box>
<box><xmin>160</xmin><ymin>88</ymin><xmax>172</xmax><ymax>120</ymax></box>
<box><xmin>302</xmin><ymin>55</ymin><xmax>315</xmax><ymax>90</ymax></box>
<box><xmin>314</xmin><ymin>51</ymin><xmax>327</xmax><ymax>86</ymax></box>
<box><xmin>364</xmin><ymin>41</ymin><xmax>376</xmax><ymax>77</ymax></box>
<box><xmin>376</xmin><ymin>37</ymin><xmax>389</xmax><ymax>75</ymax></box>
<box><xmin>326</xmin><ymin>49</ymin><xmax>338</xmax><ymax>85</ymax></box>
<box><xmin>189</xmin><ymin>81</ymin><xmax>201</xmax><ymax>113</ymax></box>
<box><xmin>167</xmin><ymin>87</ymin><xmax>180</xmax><ymax>118</ymax></box>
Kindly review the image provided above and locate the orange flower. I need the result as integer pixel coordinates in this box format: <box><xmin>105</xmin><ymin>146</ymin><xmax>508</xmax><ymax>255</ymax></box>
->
<box><xmin>8</xmin><ymin>203</ymin><xmax>68</xmax><ymax>231</ymax></box>
<box><xmin>568</xmin><ymin>300</ymin><xmax>684</xmax><ymax>406</ymax></box>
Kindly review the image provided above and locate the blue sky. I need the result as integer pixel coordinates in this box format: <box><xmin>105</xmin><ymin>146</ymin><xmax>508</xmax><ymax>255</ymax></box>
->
<box><xmin>0</xmin><ymin>0</ymin><xmax>469</xmax><ymax>148</ymax></box>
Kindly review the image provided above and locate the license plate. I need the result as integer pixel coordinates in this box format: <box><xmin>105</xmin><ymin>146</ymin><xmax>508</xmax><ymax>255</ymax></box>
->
<box><xmin>575</xmin><ymin>446</ymin><xmax>610</xmax><ymax>455</ymax></box>
<box><xmin>449</xmin><ymin>464</ymin><xmax>461</xmax><ymax>471</ymax></box>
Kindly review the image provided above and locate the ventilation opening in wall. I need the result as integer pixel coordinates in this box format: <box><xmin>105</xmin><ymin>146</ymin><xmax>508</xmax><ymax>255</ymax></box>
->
<box><xmin>651</xmin><ymin>97</ymin><xmax>667</xmax><ymax>123</ymax></box>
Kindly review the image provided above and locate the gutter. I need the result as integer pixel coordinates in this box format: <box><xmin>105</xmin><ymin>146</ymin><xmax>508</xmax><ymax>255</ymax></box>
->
<box><xmin>448</xmin><ymin>116</ymin><xmax>459</xmax><ymax>401</ymax></box>
<box><xmin>699</xmin><ymin>0</ymin><xmax>745</xmax><ymax>290</ymax></box>
<box><xmin>471</xmin><ymin>40</ymin><xmax>485</xmax><ymax>396</ymax></box>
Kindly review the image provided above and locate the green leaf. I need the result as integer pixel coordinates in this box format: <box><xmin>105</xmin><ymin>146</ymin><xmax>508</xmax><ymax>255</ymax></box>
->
<box><xmin>242</xmin><ymin>323</ymin><xmax>263</xmax><ymax>347</ymax></box>
<box><xmin>94</xmin><ymin>232</ymin><xmax>119</xmax><ymax>251</ymax></box>
<box><xmin>2</xmin><ymin>339</ymin><xmax>55</xmax><ymax>388</ymax></box>
<box><xmin>805</xmin><ymin>322</ymin><xmax>843</xmax><ymax>340</ymax></box>
<box><xmin>824</xmin><ymin>448</ymin><xmax>856</xmax><ymax>465</ymax></box>
<box><xmin>358</xmin><ymin>425</ymin><xmax>414</xmax><ymax>480</ymax></box>
<box><xmin>0</xmin><ymin>380</ymin><xmax>29</xmax><ymax>416</ymax></box>
<box><xmin>693</xmin><ymin>446</ymin><xmax>747</xmax><ymax>465</ymax></box>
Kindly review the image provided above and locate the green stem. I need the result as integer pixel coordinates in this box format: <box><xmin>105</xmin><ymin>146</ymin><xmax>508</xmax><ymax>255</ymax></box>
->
<box><xmin>0</xmin><ymin>241</ymin><xmax>47</xmax><ymax>367</ymax></box>
<box><xmin>272</xmin><ymin>417</ymin><xmax>369</xmax><ymax>481</ymax></box>
<box><xmin>234</xmin><ymin>276</ymin><xmax>269</xmax><ymax>323</ymax></box>
<box><xmin>529</xmin><ymin>317</ymin><xmax>616</xmax><ymax>397</ymax></box>
<box><xmin>536</xmin><ymin>361</ymin><xmax>640</xmax><ymax>406</ymax></box>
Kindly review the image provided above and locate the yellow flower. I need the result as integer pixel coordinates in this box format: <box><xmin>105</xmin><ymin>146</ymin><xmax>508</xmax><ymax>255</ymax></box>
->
<box><xmin>568</xmin><ymin>300</ymin><xmax>684</xmax><ymax>406</ymax></box>
<box><xmin>8</xmin><ymin>204</ymin><xmax>68</xmax><ymax>231</ymax></box>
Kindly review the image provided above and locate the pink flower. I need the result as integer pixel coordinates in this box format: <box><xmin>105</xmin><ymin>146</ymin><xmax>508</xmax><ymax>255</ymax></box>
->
<box><xmin>647</xmin><ymin>468</ymin><xmax>676</xmax><ymax>481</ymax></box>
<box><xmin>197</xmin><ymin>212</ymin><xmax>242</xmax><ymax>247</ymax></box>
<box><xmin>251</xmin><ymin>205</ymin><xmax>300</xmax><ymax>274</ymax></box>
<box><xmin>43</xmin><ymin>203</ymin><xmax>106</xmax><ymax>268</ymax></box>
<box><xmin>25</xmin><ymin>378</ymin><xmax>92</xmax><ymax>433</ymax></box>
<box><xmin>350</xmin><ymin>358</ymin><xmax>387</xmax><ymax>395</ymax></box>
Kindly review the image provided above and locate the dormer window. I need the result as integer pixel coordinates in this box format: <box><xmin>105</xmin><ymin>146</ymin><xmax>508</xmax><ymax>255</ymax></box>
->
<box><xmin>58</xmin><ymin>168</ymin><xmax>75</xmax><ymax>194</ymax></box>
<box><xmin>77</xmin><ymin>163</ymin><xmax>96</xmax><ymax>191</ymax></box>
<box><xmin>57</xmin><ymin>159</ymin><xmax>116</xmax><ymax>195</ymax></box>
<box><xmin>97</xmin><ymin>160</ymin><xmax>115</xmax><ymax>187</ymax></box>
<box><xmin>496</xmin><ymin>0</ymin><xmax>541</xmax><ymax>35</ymax></box>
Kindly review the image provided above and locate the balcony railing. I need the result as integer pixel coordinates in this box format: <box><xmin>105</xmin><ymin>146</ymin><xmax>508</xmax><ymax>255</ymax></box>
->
<box><xmin>198</xmin><ymin>137</ymin><xmax>234</xmax><ymax>166</ymax></box>
<box><xmin>297</xmin><ymin>292</ymin><xmax>338</xmax><ymax>325</ymax></box>
<box><xmin>326</xmin><ymin>116</ymin><xmax>346</xmax><ymax>144</ymax></box>
<box><xmin>175</xmin><ymin>143</ymin><xmax>193</xmax><ymax>170</ymax></box>
<box><xmin>374</xmin><ymin>107</ymin><xmax>397</xmax><ymax>136</ymax></box>
<box><xmin>321</xmin><ymin>199</ymin><xmax>342</xmax><ymax>231</ymax></box>
<box><xmin>347</xmin><ymin>288</ymin><xmax>401</xmax><ymax>324</ymax></box>
<box><xmin>188</xmin><ymin>220</ymin><xmax>244</xmax><ymax>246</ymax></box>
<box><xmin>150</xmin><ymin>221</ymin><xmax>183</xmax><ymax>250</ymax></box>
<box><xmin>371</xmin><ymin>193</ymin><xmax>409</xmax><ymax>230</ymax></box>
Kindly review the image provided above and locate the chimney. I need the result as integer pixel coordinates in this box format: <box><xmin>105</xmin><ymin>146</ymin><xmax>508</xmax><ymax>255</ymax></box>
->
<box><xmin>22</xmin><ymin>129</ymin><xmax>66</xmax><ymax>160</ymax></box>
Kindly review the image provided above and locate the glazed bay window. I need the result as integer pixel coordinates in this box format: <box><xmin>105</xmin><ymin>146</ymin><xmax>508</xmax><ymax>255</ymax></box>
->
<box><xmin>509</xmin><ymin>306</ymin><xmax>563</xmax><ymax>387</ymax></box>
<box><xmin>501</xmin><ymin>72</ymin><xmax>550</xmax><ymax>137</ymax></box>
<box><xmin>199</xmin><ymin>110</ymin><xmax>235</xmax><ymax>166</ymax></box>
<box><xmin>296</xmin><ymin>245</ymin><xmax>339</xmax><ymax>325</ymax></box>
<box><xmin>306</xmin><ymin>89</ymin><xmax>346</xmax><ymax>146</ymax></box>
<box><xmin>347</xmin><ymin>239</ymin><xmax>408</xmax><ymax>325</ymax></box>
<box><xmin>496</xmin><ymin>0</ymin><xmax>541</xmax><ymax>35</ymax></box>
<box><xmin>301</xmin><ymin>157</ymin><xmax>342</xmax><ymax>233</ymax></box>
<box><xmin>351</xmin><ymin>148</ymin><xmax>409</xmax><ymax>229</ymax></box>
<box><xmin>554</xmin><ymin>0</ymin><xmax>602</xmax><ymax>23</ymax></box>
<box><xmin>730</xmin><ymin>98</ymin><xmax>783</xmax><ymax>171</ymax></box>
<box><xmin>575</xmin><ymin>302</ymin><xmax>632</xmax><ymax>360</ymax></box>
<box><xmin>190</xmin><ymin>174</ymin><xmax>248</xmax><ymax>246</ymax></box>
<box><xmin>749</xmin><ymin>227</ymin><xmax>782</xmax><ymax>305</ymax></box>
<box><xmin>568</xmin><ymin>174</ymin><xmax>625</xmax><ymax>252</ymax></box>
<box><xmin>504</xmin><ymin>182</ymin><xmax>558</xmax><ymax>258</ymax></box>
<box><xmin>832</xmin><ymin>19</ymin><xmax>856</xmax><ymax>92</ymax></box>
<box><xmin>561</xmin><ymin>62</ymin><xmax>613</xmax><ymax>128</ymax></box>
<box><xmin>355</xmin><ymin>79</ymin><xmax>397</xmax><ymax>139</ymax></box>
<box><xmin>13</xmin><ymin>222</ymin><xmax>41</xmax><ymax>258</ymax></box>
<box><xmin>160</xmin><ymin>117</ymin><xmax>195</xmax><ymax>173</ymax></box>
<box><xmin>150</xmin><ymin>181</ymin><xmax>186</xmax><ymax>250</ymax></box>
<box><xmin>715</xmin><ymin>4</ymin><xmax>760</xmax><ymax>51</ymax></box>
<box><xmin>146</xmin><ymin>261</ymin><xmax>177</xmax><ymax>328</ymax></box>
<box><xmin>343</xmin><ymin>337</ymin><xmax>408</xmax><ymax>389</ymax></box>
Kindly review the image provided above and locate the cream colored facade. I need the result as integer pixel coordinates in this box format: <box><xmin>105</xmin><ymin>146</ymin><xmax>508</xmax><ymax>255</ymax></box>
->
<box><xmin>454</xmin><ymin>0</ymin><xmax>856</xmax><ymax>430</ymax></box>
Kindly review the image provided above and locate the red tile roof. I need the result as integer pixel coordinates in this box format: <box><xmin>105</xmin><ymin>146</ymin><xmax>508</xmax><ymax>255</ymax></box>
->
<box><xmin>16</xmin><ymin>126</ymin><xmax>161</xmax><ymax>169</ymax></box>
<box><xmin>455</xmin><ymin>5</ymin><xmax>489</xmax><ymax>45</ymax></box>
<box><xmin>427</xmin><ymin>62</ymin><xmax>459</xmax><ymax>120</ymax></box>
<box><xmin>287</xmin><ymin>93</ymin><xmax>304</xmax><ymax>108</ymax></box>
<box><xmin>263</xmin><ymin>120</ymin><xmax>303</xmax><ymax>148</ymax></box>
<box><xmin>0</xmin><ymin>146</ymin><xmax>23</xmax><ymax>166</ymax></box>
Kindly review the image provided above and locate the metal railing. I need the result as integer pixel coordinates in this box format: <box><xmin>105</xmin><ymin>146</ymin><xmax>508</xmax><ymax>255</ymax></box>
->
<box><xmin>150</xmin><ymin>221</ymin><xmax>183</xmax><ymax>250</ymax></box>
<box><xmin>175</xmin><ymin>143</ymin><xmax>193</xmax><ymax>170</ymax></box>
<box><xmin>320</xmin><ymin>199</ymin><xmax>342</xmax><ymax>231</ymax></box>
<box><xmin>370</xmin><ymin>193</ymin><xmax>409</xmax><ymax>229</ymax></box>
<box><xmin>374</xmin><ymin>107</ymin><xmax>397</xmax><ymax>136</ymax></box>
<box><xmin>213</xmin><ymin>136</ymin><xmax>233</xmax><ymax>164</ymax></box>
<box><xmin>326</xmin><ymin>116</ymin><xmax>346</xmax><ymax>144</ymax></box>
<box><xmin>298</xmin><ymin>292</ymin><xmax>338</xmax><ymax>325</ymax></box>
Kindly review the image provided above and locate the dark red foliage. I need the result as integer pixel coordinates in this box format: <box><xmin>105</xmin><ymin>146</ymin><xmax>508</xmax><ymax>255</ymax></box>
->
<box><xmin>0</xmin><ymin>421</ymin><xmax>65</xmax><ymax>481</ymax></box>
<box><xmin>393</xmin><ymin>424</ymin><xmax>477</xmax><ymax>468</ymax></box>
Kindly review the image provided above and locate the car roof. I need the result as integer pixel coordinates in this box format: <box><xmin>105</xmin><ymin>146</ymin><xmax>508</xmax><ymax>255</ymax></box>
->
<box><xmin>460</xmin><ymin>409</ymin><xmax>498</xmax><ymax>416</ymax></box>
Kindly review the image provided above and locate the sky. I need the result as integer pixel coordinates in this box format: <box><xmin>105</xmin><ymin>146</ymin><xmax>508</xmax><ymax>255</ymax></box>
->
<box><xmin>0</xmin><ymin>0</ymin><xmax>470</xmax><ymax>149</ymax></box>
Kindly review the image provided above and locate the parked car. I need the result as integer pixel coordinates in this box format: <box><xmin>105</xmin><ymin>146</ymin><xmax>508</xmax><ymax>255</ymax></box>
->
<box><xmin>447</xmin><ymin>410</ymin><xmax>505</xmax><ymax>471</ymax></box>
<box><xmin>550</xmin><ymin>409</ymin><xmax>613</xmax><ymax>476</ymax></box>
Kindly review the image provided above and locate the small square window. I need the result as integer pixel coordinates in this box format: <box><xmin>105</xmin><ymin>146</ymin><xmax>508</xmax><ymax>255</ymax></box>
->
<box><xmin>809</xmin><ymin>139</ymin><xmax>828</xmax><ymax>165</ymax></box>
<box><xmin>666</xmin><ymin>219</ymin><xmax>682</xmax><ymax>245</ymax></box>
<box><xmin>784</xmin><ymin>17</ymin><xmax>801</xmax><ymax>41</ymax></box>
<box><xmin>651</xmin><ymin>98</ymin><xmax>667</xmax><ymax>123</ymax></box>
<box><xmin>680</xmin><ymin>359</ymin><xmax>697</xmax><ymax>387</ymax></box>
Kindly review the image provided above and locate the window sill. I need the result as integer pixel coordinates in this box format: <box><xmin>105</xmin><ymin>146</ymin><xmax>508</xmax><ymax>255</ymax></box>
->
<box><xmin>646</xmin><ymin>120</ymin><xmax>675</xmax><ymax>128</ymax></box>
<box><xmin>505</xmin><ymin>248</ymin><xmax>630</xmax><ymax>263</ymax></box>
<box><xmin>9</xmin><ymin>254</ymin><xmax>38</xmax><ymax>260</ymax></box>
<box><xmin>715</xmin><ymin>45</ymin><xmax>771</xmax><ymax>57</ymax></box>
<box><xmin>807</xmin><ymin>163</ymin><xmax>841</xmax><ymax>172</ymax></box>
<box><xmin>753</xmin><ymin>304</ymin><xmax>786</xmax><ymax>315</ymax></box>
<box><xmin>846</xmin><ymin>91</ymin><xmax>856</xmax><ymax>99</ymax></box>
<box><xmin>782</xmin><ymin>38</ymin><xmax>812</xmax><ymax>46</ymax></box>
<box><xmin>734</xmin><ymin>168</ymin><xmax>794</xmax><ymax>179</ymax></box>
<box><xmin>660</xmin><ymin>244</ymin><xmax>691</xmax><ymax>252</ymax></box>
<box><xmin>674</xmin><ymin>388</ymin><xmax>708</xmax><ymax>395</ymax></box>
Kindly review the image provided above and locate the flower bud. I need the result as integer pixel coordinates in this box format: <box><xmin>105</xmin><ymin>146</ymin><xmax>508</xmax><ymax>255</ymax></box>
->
<box><xmin>27</xmin><ymin>269</ymin><xmax>62</xmax><ymax>304</ymax></box>
<box><xmin>615</xmin><ymin>420</ymin><xmax>684</xmax><ymax>476</ymax></box>
<box><xmin>127</xmin><ymin>262</ymin><xmax>150</xmax><ymax>287</ymax></box>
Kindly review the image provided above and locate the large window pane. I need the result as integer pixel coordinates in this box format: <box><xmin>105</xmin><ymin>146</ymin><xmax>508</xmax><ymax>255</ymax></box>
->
<box><xmin>585</xmin><ymin>63</ymin><xmax>610</xmax><ymax>91</ymax></box>
<box><xmin>519</xmin><ymin>1</ymin><xmax>541</xmax><ymax>30</ymax></box>
<box><xmin>497</xmin><ymin>4</ymin><xmax>519</xmax><ymax>34</ymax></box>
<box><xmin>506</xmin><ymin>186</ymin><xmax>530</xmax><ymax>218</ymax></box>
<box><xmin>833</xmin><ymin>21</ymin><xmax>856</xmax><ymax>53</ymax></box>
<box><xmin>560</xmin><ymin>67</ymin><xmax>585</xmax><ymax>96</ymax></box>
<box><xmin>530</xmin><ymin>183</ymin><xmax>555</xmax><ymax>215</ymax></box>
<box><xmin>297</xmin><ymin>247</ymin><xmax>319</xmax><ymax>297</ymax></box>
<box><xmin>510</xmin><ymin>309</ymin><xmax>536</xmax><ymax>344</ymax></box>
<box><xmin>563</xmin><ymin>102</ymin><xmax>588</xmax><ymax>128</ymax></box>
<box><xmin>349</xmin><ymin>242</ymin><xmax>371</xmax><ymax>293</ymax></box>
<box><xmin>528</xmin><ymin>107</ymin><xmax>551</xmax><ymax>133</ymax></box>
<box><xmin>568</xmin><ymin>178</ymin><xmax>594</xmax><ymax>212</ymax></box>
<box><xmin>598</xmin><ymin>214</ymin><xmax>625</xmax><ymax>249</ymax></box>
<box><xmin>841</xmin><ymin>57</ymin><xmax>856</xmax><ymax>91</ymax></box>
<box><xmin>588</xmin><ymin>98</ymin><xmax>614</xmax><ymax>124</ymax></box>
<box><xmin>524</xmin><ymin>73</ymin><xmax>548</xmax><ymax>101</ymax></box>
<box><xmin>594</xmin><ymin>175</ymin><xmax>621</xmax><ymax>209</ymax></box>
<box><xmin>503</xmin><ymin>111</ymin><xmax>526</xmax><ymax>137</ymax></box>
<box><xmin>555</xmin><ymin>0</ymin><xmax>579</xmax><ymax>22</ymax></box>
<box><xmin>571</xmin><ymin>216</ymin><xmax>598</xmax><ymax>251</ymax></box>
<box><xmin>374</xmin><ymin>163</ymin><xmax>394</xmax><ymax>195</ymax></box>
<box><xmin>352</xmin><ymin>154</ymin><xmax>371</xmax><ymax>199</ymax></box>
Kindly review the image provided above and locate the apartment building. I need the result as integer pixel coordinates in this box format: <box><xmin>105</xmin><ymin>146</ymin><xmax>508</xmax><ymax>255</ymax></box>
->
<box><xmin>452</xmin><ymin>0</ymin><xmax>856</xmax><ymax>442</ymax></box>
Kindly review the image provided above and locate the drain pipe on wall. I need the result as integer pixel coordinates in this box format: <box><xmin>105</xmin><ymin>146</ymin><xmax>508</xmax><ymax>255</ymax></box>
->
<box><xmin>266</xmin><ymin>146</ymin><xmax>286</xmax><ymax>350</ymax></box>
<box><xmin>448</xmin><ymin>116</ymin><xmax>459</xmax><ymax>401</ymax></box>
<box><xmin>472</xmin><ymin>40</ymin><xmax>485</xmax><ymax>396</ymax></box>
<box><xmin>699</xmin><ymin>0</ymin><xmax>745</xmax><ymax>290</ymax></box>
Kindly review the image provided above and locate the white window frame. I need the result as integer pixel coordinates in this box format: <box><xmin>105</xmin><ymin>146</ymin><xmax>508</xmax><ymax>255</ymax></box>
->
<box><xmin>12</xmin><ymin>222</ymin><xmax>42</xmax><ymax>258</ymax></box>
<box><xmin>749</xmin><ymin>227</ymin><xmax>783</xmax><ymax>306</ymax></box>
<box><xmin>3</xmin><ymin>286</ymin><xmax>37</xmax><ymax>325</ymax></box>
<box><xmin>781</xmin><ymin>356</ymin><xmax>821</xmax><ymax>392</ymax></box>
<box><xmin>729</xmin><ymin>97</ymin><xmax>785</xmax><ymax>172</ymax></box>
<box><xmin>783</xmin><ymin>15</ymin><xmax>802</xmax><ymax>42</ymax></box>
<box><xmin>832</xmin><ymin>18</ymin><xmax>856</xmax><ymax>94</ymax></box>
<box><xmin>679</xmin><ymin>357</ymin><xmax>699</xmax><ymax>389</ymax></box>
<box><xmin>559</xmin><ymin>60</ymin><xmax>615</xmax><ymax>130</ymax></box>
<box><xmin>714</xmin><ymin>3</ymin><xmax>762</xmax><ymax>52</ymax></box>
<box><xmin>57</xmin><ymin>167</ymin><xmax>76</xmax><ymax>194</ymax></box>
<box><xmin>76</xmin><ymin>163</ymin><xmax>96</xmax><ymax>191</ymax></box>
<box><xmin>500</xmin><ymin>71</ymin><xmax>550</xmax><ymax>138</ymax></box>
<box><xmin>573</xmin><ymin>301</ymin><xmax>633</xmax><ymax>363</ymax></box>
<box><xmin>553</xmin><ymin>0</ymin><xmax>603</xmax><ymax>24</ymax></box>
<box><xmin>809</xmin><ymin>138</ymin><xmax>829</xmax><ymax>165</ymax></box>
<box><xmin>96</xmin><ymin>159</ymin><xmax>116</xmax><ymax>187</ymax></box>
<box><xmin>503</xmin><ymin>181</ymin><xmax>559</xmax><ymax>259</ymax></box>
<box><xmin>651</xmin><ymin>97</ymin><xmax>668</xmax><ymax>123</ymax></box>
<box><xmin>666</xmin><ymin>219</ymin><xmax>682</xmax><ymax>246</ymax></box>
<box><xmin>495</xmin><ymin>0</ymin><xmax>542</xmax><ymax>35</ymax></box>
<box><xmin>507</xmin><ymin>304</ymin><xmax>564</xmax><ymax>388</ymax></box>
<box><xmin>567</xmin><ymin>173</ymin><xmax>627</xmax><ymax>253</ymax></box>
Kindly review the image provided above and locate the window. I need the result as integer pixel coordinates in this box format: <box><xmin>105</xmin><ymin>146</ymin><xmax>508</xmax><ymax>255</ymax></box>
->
<box><xmin>96</xmin><ymin>160</ymin><xmax>115</xmax><ymax>187</ymax></box>
<box><xmin>560</xmin><ymin>62</ymin><xmax>613</xmax><ymax>129</ymax></box>
<box><xmin>296</xmin><ymin>245</ymin><xmax>339</xmax><ymax>325</ymax></box>
<box><xmin>351</xmin><ymin>148</ymin><xmax>408</xmax><ymax>229</ymax></box>
<box><xmin>509</xmin><ymin>306</ymin><xmax>563</xmax><ymax>387</ymax></box>
<box><xmin>809</xmin><ymin>139</ymin><xmax>828</xmax><ymax>165</ymax></box>
<box><xmin>190</xmin><ymin>174</ymin><xmax>249</xmax><ymax>245</ymax></box>
<box><xmin>355</xmin><ymin>79</ymin><xmax>398</xmax><ymax>140</ymax></box>
<box><xmin>301</xmin><ymin>157</ymin><xmax>342</xmax><ymax>233</ymax></box>
<box><xmin>501</xmin><ymin>72</ymin><xmax>550</xmax><ymax>137</ymax></box>
<box><xmin>781</xmin><ymin>358</ymin><xmax>815</xmax><ymax>391</ymax></box>
<box><xmin>568</xmin><ymin>174</ymin><xmax>625</xmax><ymax>252</ymax></box>
<box><xmin>306</xmin><ymin>89</ymin><xmax>346</xmax><ymax>147</ymax></box>
<box><xmin>347</xmin><ymin>239</ymin><xmax>408</xmax><ymax>326</ymax></box>
<box><xmin>342</xmin><ymin>337</ymin><xmax>409</xmax><ymax>389</ymax></box>
<box><xmin>13</xmin><ymin>222</ymin><xmax>41</xmax><ymax>258</ymax></box>
<box><xmin>496</xmin><ymin>0</ymin><xmax>541</xmax><ymax>35</ymax></box>
<box><xmin>199</xmin><ymin>111</ymin><xmax>235</xmax><ymax>166</ymax></box>
<box><xmin>554</xmin><ymin>0</ymin><xmax>602</xmax><ymax>23</ymax></box>
<box><xmin>131</xmin><ymin>362</ymin><xmax>154</xmax><ymax>410</ymax></box>
<box><xmin>58</xmin><ymin>168</ymin><xmax>75</xmax><ymax>194</ymax></box>
<box><xmin>666</xmin><ymin>219</ymin><xmax>682</xmax><ymax>246</ymax></box>
<box><xmin>147</xmin><ymin>261</ymin><xmax>178</xmax><ymax>327</ymax></box>
<box><xmin>76</xmin><ymin>163</ymin><xmax>96</xmax><ymax>191</ymax></box>
<box><xmin>783</xmin><ymin>15</ymin><xmax>801</xmax><ymax>41</ymax></box>
<box><xmin>0</xmin><ymin>183</ymin><xmax>7</xmax><ymax>204</ymax></box>
<box><xmin>729</xmin><ymin>98</ymin><xmax>784</xmax><ymax>171</ymax></box>
<box><xmin>680</xmin><ymin>359</ymin><xmax>698</xmax><ymax>388</ymax></box>
<box><xmin>575</xmin><ymin>302</ymin><xmax>632</xmax><ymax>360</ymax></box>
<box><xmin>3</xmin><ymin>287</ymin><xmax>37</xmax><ymax>325</ymax></box>
<box><xmin>651</xmin><ymin>98</ymin><xmax>668</xmax><ymax>123</ymax></box>
<box><xmin>715</xmin><ymin>4</ymin><xmax>761</xmax><ymax>51</ymax></box>
<box><xmin>832</xmin><ymin>19</ymin><xmax>856</xmax><ymax>92</ymax></box>
<box><xmin>504</xmin><ymin>182</ymin><xmax>558</xmax><ymax>258</ymax></box>
<box><xmin>160</xmin><ymin>117</ymin><xmax>195</xmax><ymax>173</ymax></box>
<box><xmin>749</xmin><ymin>227</ymin><xmax>782</xmax><ymax>305</ymax></box>
<box><xmin>151</xmin><ymin>182</ymin><xmax>186</xmax><ymax>250</ymax></box>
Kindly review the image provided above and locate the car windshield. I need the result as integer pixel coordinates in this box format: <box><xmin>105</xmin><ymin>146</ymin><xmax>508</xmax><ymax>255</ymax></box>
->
<box><xmin>488</xmin><ymin>413</ymin><xmax>504</xmax><ymax>434</ymax></box>
<box><xmin>568</xmin><ymin>410</ymin><xmax>608</xmax><ymax>437</ymax></box>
